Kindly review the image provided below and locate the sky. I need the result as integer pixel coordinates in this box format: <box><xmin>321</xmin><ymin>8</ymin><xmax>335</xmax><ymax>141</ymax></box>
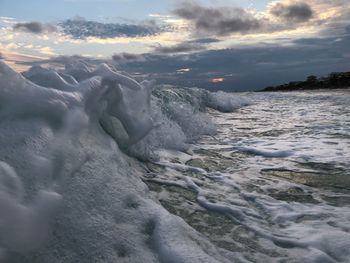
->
<box><xmin>0</xmin><ymin>0</ymin><xmax>350</xmax><ymax>91</ymax></box>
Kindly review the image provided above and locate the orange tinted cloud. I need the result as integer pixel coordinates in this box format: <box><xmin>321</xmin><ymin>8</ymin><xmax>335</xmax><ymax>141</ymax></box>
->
<box><xmin>1</xmin><ymin>51</ymin><xmax>46</xmax><ymax>72</ymax></box>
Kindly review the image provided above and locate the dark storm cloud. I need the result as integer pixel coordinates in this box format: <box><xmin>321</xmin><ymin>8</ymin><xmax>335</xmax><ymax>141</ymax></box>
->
<box><xmin>0</xmin><ymin>52</ymin><xmax>3</xmax><ymax>59</ymax></box>
<box><xmin>13</xmin><ymin>22</ymin><xmax>57</xmax><ymax>34</ymax></box>
<box><xmin>152</xmin><ymin>38</ymin><xmax>220</xmax><ymax>55</ymax></box>
<box><xmin>270</xmin><ymin>2</ymin><xmax>314</xmax><ymax>23</ymax></box>
<box><xmin>189</xmin><ymin>38</ymin><xmax>221</xmax><ymax>44</ymax></box>
<box><xmin>153</xmin><ymin>42</ymin><xmax>205</xmax><ymax>54</ymax></box>
<box><xmin>59</xmin><ymin>18</ymin><xmax>163</xmax><ymax>39</ymax></box>
<box><xmin>173</xmin><ymin>1</ymin><xmax>261</xmax><ymax>36</ymax></box>
<box><xmin>116</xmin><ymin>34</ymin><xmax>350</xmax><ymax>91</ymax></box>
<box><xmin>112</xmin><ymin>53</ymin><xmax>145</xmax><ymax>63</ymax></box>
<box><xmin>346</xmin><ymin>25</ymin><xmax>350</xmax><ymax>34</ymax></box>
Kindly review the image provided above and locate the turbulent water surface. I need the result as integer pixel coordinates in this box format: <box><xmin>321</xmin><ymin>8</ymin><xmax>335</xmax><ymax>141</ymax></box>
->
<box><xmin>144</xmin><ymin>90</ymin><xmax>350</xmax><ymax>262</ymax></box>
<box><xmin>0</xmin><ymin>61</ymin><xmax>349</xmax><ymax>262</ymax></box>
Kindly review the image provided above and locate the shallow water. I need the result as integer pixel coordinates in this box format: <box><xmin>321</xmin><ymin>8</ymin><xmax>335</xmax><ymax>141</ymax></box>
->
<box><xmin>145</xmin><ymin>90</ymin><xmax>350</xmax><ymax>262</ymax></box>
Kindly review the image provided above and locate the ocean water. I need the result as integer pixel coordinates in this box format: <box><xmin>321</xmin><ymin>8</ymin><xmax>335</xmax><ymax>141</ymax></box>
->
<box><xmin>0</xmin><ymin>61</ymin><xmax>349</xmax><ymax>262</ymax></box>
<box><xmin>148</xmin><ymin>90</ymin><xmax>350</xmax><ymax>262</ymax></box>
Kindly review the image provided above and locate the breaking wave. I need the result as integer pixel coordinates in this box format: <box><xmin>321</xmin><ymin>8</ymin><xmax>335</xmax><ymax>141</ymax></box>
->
<box><xmin>0</xmin><ymin>60</ymin><xmax>249</xmax><ymax>262</ymax></box>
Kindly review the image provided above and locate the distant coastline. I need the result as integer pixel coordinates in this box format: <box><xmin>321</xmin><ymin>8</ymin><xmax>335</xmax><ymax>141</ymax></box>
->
<box><xmin>259</xmin><ymin>71</ymin><xmax>350</xmax><ymax>92</ymax></box>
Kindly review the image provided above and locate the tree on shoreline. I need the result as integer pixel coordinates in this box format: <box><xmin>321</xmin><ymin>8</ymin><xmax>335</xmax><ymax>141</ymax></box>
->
<box><xmin>261</xmin><ymin>71</ymin><xmax>350</xmax><ymax>91</ymax></box>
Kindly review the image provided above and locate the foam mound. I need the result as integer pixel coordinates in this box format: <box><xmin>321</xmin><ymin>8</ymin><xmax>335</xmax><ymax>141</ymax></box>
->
<box><xmin>0</xmin><ymin>61</ymin><xmax>248</xmax><ymax>262</ymax></box>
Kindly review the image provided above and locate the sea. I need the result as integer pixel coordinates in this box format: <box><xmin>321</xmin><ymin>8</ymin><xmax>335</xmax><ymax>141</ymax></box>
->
<box><xmin>0</xmin><ymin>60</ymin><xmax>349</xmax><ymax>262</ymax></box>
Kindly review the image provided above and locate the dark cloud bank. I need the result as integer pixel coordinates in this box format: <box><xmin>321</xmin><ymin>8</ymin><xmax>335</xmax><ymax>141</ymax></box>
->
<box><xmin>153</xmin><ymin>42</ymin><xmax>205</xmax><ymax>54</ymax></box>
<box><xmin>112</xmin><ymin>52</ymin><xmax>145</xmax><ymax>63</ymax></box>
<box><xmin>115</xmin><ymin>35</ymin><xmax>350</xmax><ymax>91</ymax></box>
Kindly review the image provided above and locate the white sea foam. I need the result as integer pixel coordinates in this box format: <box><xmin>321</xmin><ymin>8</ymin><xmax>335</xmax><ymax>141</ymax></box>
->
<box><xmin>207</xmin><ymin>90</ymin><xmax>252</xmax><ymax>112</ymax></box>
<box><xmin>0</xmin><ymin>61</ymin><xmax>241</xmax><ymax>262</ymax></box>
<box><xmin>234</xmin><ymin>146</ymin><xmax>294</xmax><ymax>158</ymax></box>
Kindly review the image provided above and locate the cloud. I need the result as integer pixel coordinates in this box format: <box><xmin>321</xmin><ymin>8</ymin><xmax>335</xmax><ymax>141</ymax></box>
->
<box><xmin>269</xmin><ymin>1</ymin><xmax>314</xmax><ymax>23</ymax></box>
<box><xmin>153</xmin><ymin>42</ymin><xmax>205</xmax><ymax>54</ymax></box>
<box><xmin>13</xmin><ymin>22</ymin><xmax>57</xmax><ymax>34</ymax></box>
<box><xmin>173</xmin><ymin>0</ymin><xmax>261</xmax><ymax>36</ymax></box>
<box><xmin>113</xmin><ymin>34</ymin><xmax>350</xmax><ymax>91</ymax></box>
<box><xmin>59</xmin><ymin>18</ymin><xmax>163</xmax><ymax>39</ymax></box>
<box><xmin>38</xmin><ymin>47</ymin><xmax>56</xmax><ymax>56</ymax></box>
<box><xmin>172</xmin><ymin>0</ymin><xmax>349</xmax><ymax>38</ymax></box>
<box><xmin>189</xmin><ymin>38</ymin><xmax>221</xmax><ymax>44</ymax></box>
<box><xmin>112</xmin><ymin>52</ymin><xmax>145</xmax><ymax>63</ymax></box>
<box><xmin>0</xmin><ymin>51</ymin><xmax>47</xmax><ymax>72</ymax></box>
<box><xmin>346</xmin><ymin>25</ymin><xmax>350</xmax><ymax>34</ymax></box>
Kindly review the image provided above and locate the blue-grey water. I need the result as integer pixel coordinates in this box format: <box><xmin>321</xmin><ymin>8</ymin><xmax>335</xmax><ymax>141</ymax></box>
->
<box><xmin>149</xmin><ymin>90</ymin><xmax>350</xmax><ymax>262</ymax></box>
